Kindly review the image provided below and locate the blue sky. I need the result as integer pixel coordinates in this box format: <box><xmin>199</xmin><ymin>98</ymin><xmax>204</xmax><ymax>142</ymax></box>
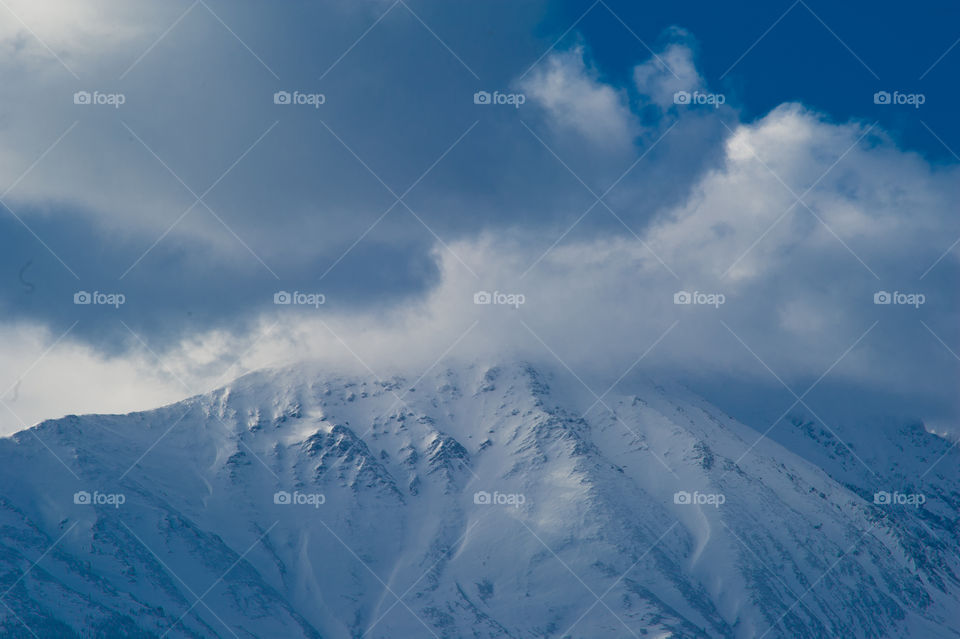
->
<box><xmin>0</xmin><ymin>0</ymin><xmax>957</xmax><ymax>437</ymax></box>
<box><xmin>571</xmin><ymin>0</ymin><xmax>960</xmax><ymax>160</ymax></box>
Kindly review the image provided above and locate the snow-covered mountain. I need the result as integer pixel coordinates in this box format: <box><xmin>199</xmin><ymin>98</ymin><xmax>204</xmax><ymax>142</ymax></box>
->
<box><xmin>0</xmin><ymin>361</ymin><xmax>957</xmax><ymax>638</ymax></box>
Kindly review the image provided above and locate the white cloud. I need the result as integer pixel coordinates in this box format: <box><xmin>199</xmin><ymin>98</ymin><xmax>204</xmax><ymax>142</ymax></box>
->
<box><xmin>220</xmin><ymin>107</ymin><xmax>958</xmax><ymax>425</ymax></box>
<box><xmin>0</xmin><ymin>25</ymin><xmax>956</xmax><ymax>437</ymax></box>
<box><xmin>521</xmin><ymin>47</ymin><xmax>638</xmax><ymax>147</ymax></box>
<box><xmin>633</xmin><ymin>41</ymin><xmax>704</xmax><ymax>108</ymax></box>
<box><xmin>648</xmin><ymin>103</ymin><xmax>958</xmax><ymax>282</ymax></box>
<box><xmin>7</xmin><ymin>100</ymin><xmax>954</xmax><ymax>435</ymax></box>
<box><xmin>0</xmin><ymin>0</ymin><xmax>150</xmax><ymax>72</ymax></box>
<box><xmin>0</xmin><ymin>323</ymin><xmax>186</xmax><ymax>435</ymax></box>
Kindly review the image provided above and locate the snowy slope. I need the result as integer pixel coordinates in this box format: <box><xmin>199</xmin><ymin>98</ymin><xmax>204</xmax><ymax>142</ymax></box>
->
<box><xmin>0</xmin><ymin>361</ymin><xmax>957</xmax><ymax>638</ymax></box>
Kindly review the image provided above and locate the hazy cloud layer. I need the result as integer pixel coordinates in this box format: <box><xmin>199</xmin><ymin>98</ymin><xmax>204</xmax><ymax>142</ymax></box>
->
<box><xmin>0</xmin><ymin>1</ymin><xmax>956</xmax><ymax>437</ymax></box>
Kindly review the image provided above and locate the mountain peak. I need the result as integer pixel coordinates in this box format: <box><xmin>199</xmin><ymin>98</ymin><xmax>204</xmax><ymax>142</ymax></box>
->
<box><xmin>0</xmin><ymin>360</ymin><xmax>957</xmax><ymax>637</ymax></box>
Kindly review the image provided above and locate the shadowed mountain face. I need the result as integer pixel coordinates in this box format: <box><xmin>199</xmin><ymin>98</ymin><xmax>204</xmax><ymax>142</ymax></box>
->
<box><xmin>0</xmin><ymin>361</ymin><xmax>957</xmax><ymax>638</ymax></box>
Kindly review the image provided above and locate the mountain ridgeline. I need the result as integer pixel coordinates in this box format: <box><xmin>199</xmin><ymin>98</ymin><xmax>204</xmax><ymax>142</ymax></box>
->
<box><xmin>0</xmin><ymin>362</ymin><xmax>957</xmax><ymax>638</ymax></box>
